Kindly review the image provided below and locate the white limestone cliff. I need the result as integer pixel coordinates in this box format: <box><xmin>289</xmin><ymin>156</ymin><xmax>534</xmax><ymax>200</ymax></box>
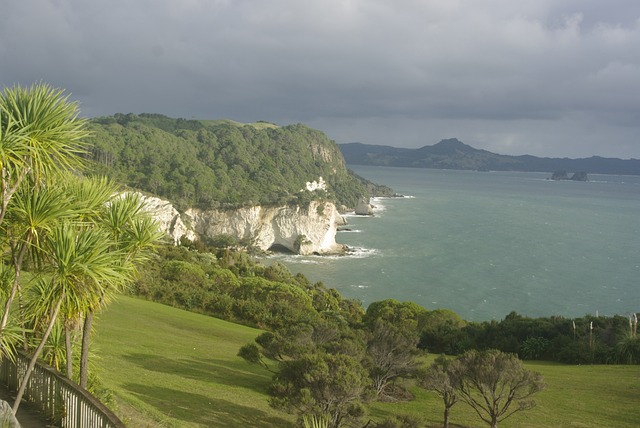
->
<box><xmin>139</xmin><ymin>195</ymin><xmax>197</xmax><ymax>244</ymax></box>
<box><xmin>142</xmin><ymin>194</ymin><xmax>346</xmax><ymax>255</ymax></box>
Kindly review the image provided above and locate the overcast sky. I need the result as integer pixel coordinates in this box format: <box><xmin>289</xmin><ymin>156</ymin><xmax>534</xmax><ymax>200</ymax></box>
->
<box><xmin>2</xmin><ymin>0</ymin><xmax>640</xmax><ymax>159</ymax></box>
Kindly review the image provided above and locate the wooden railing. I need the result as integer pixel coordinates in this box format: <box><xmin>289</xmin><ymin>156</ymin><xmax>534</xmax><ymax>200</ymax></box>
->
<box><xmin>0</xmin><ymin>352</ymin><xmax>125</xmax><ymax>428</ymax></box>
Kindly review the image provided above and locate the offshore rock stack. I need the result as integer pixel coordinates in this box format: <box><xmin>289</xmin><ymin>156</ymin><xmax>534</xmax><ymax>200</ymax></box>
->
<box><xmin>550</xmin><ymin>170</ymin><xmax>589</xmax><ymax>181</ymax></box>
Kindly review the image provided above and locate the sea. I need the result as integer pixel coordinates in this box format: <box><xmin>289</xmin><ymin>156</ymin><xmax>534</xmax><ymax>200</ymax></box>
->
<box><xmin>265</xmin><ymin>165</ymin><xmax>640</xmax><ymax>322</ymax></box>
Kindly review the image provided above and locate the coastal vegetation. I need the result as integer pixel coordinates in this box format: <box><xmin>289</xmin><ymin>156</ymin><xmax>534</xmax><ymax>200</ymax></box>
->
<box><xmin>134</xmin><ymin>243</ymin><xmax>639</xmax><ymax>367</ymax></box>
<box><xmin>86</xmin><ymin>113</ymin><xmax>393</xmax><ymax>211</ymax></box>
<box><xmin>418</xmin><ymin>310</ymin><xmax>640</xmax><ymax>365</ymax></box>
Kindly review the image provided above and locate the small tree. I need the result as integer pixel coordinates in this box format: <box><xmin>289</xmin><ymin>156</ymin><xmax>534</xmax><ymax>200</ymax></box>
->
<box><xmin>419</xmin><ymin>355</ymin><xmax>461</xmax><ymax>428</ymax></box>
<box><xmin>366</xmin><ymin>319</ymin><xmax>421</xmax><ymax>399</ymax></box>
<box><xmin>455</xmin><ymin>349</ymin><xmax>545</xmax><ymax>428</ymax></box>
<box><xmin>269</xmin><ymin>352</ymin><xmax>370</xmax><ymax>428</ymax></box>
<box><xmin>615</xmin><ymin>333</ymin><xmax>640</xmax><ymax>364</ymax></box>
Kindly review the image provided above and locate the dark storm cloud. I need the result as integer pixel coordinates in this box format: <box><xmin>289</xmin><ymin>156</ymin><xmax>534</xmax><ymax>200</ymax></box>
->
<box><xmin>2</xmin><ymin>0</ymin><xmax>639</xmax><ymax>158</ymax></box>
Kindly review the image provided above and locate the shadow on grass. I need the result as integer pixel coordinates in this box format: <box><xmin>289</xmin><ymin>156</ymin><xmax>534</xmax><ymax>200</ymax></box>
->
<box><xmin>122</xmin><ymin>353</ymin><xmax>272</xmax><ymax>392</ymax></box>
<box><xmin>123</xmin><ymin>383</ymin><xmax>292</xmax><ymax>428</ymax></box>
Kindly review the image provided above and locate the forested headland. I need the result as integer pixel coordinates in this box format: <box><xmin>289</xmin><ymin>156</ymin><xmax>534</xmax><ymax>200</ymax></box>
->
<box><xmin>87</xmin><ymin>113</ymin><xmax>393</xmax><ymax>211</ymax></box>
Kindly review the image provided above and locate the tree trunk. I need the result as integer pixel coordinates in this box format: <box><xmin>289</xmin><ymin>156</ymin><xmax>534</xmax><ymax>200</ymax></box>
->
<box><xmin>0</xmin><ymin>239</ymin><xmax>30</xmax><ymax>338</ymax></box>
<box><xmin>0</xmin><ymin>168</ymin><xmax>28</xmax><ymax>226</ymax></box>
<box><xmin>17</xmin><ymin>284</ymin><xmax>28</xmax><ymax>351</ymax></box>
<box><xmin>65</xmin><ymin>324</ymin><xmax>73</xmax><ymax>378</ymax></box>
<box><xmin>444</xmin><ymin>407</ymin><xmax>450</xmax><ymax>428</ymax></box>
<box><xmin>79</xmin><ymin>309</ymin><xmax>94</xmax><ymax>389</ymax></box>
<box><xmin>13</xmin><ymin>293</ymin><xmax>64</xmax><ymax>413</ymax></box>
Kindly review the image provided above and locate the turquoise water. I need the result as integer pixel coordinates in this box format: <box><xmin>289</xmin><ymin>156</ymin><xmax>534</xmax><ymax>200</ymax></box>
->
<box><xmin>267</xmin><ymin>166</ymin><xmax>640</xmax><ymax>321</ymax></box>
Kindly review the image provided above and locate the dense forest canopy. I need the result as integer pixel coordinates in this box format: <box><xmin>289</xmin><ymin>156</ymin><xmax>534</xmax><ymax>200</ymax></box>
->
<box><xmin>87</xmin><ymin>113</ymin><xmax>392</xmax><ymax>210</ymax></box>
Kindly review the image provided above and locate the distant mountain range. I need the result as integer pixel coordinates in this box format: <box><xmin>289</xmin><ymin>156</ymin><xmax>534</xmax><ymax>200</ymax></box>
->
<box><xmin>338</xmin><ymin>139</ymin><xmax>640</xmax><ymax>176</ymax></box>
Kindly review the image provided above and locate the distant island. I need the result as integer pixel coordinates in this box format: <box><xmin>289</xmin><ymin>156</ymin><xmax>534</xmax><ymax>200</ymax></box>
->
<box><xmin>339</xmin><ymin>138</ymin><xmax>640</xmax><ymax>176</ymax></box>
<box><xmin>550</xmin><ymin>170</ymin><xmax>589</xmax><ymax>181</ymax></box>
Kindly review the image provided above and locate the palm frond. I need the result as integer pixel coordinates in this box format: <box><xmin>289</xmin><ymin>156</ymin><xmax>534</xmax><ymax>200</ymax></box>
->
<box><xmin>0</xmin><ymin>82</ymin><xmax>89</xmax><ymax>180</ymax></box>
<box><xmin>7</xmin><ymin>184</ymin><xmax>75</xmax><ymax>251</ymax></box>
<box><xmin>102</xmin><ymin>192</ymin><xmax>146</xmax><ymax>241</ymax></box>
<box><xmin>302</xmin><ymin>414</ymin><xmax>330</xmax><ymax>428</ymax></box>
<box><xmin>63</xmin><ymin>175</ymin><xmax>120</xmax><ymax>221</ymax></box>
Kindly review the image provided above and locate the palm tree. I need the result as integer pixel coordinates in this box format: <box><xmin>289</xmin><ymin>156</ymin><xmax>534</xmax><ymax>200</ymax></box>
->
<box><xmin>0</xmin><ymin>82</ymin><xmax>89</xmax><ymax>352</ymax></box>
<box><xmin>0</xmin><ymin>82</ymin><xmax>164</xmax><ymax>414</ymax></box>
<box><xmin>78</xmin><ymin>192</ymin><xmax>163</xmax><ymax>388</ymax></box>
<box><xmin>22</xmin><ymin>277</ymin><xmax>79</xmax><ymax>375</ymax></box>
<box><xmin>0</xmin><ymin>82</ymin><xmax>88</xmax><ymax>226</ymax></box>
<box><xmin>13</xmin><ymin>221</ymin><xmax>125</xmax><ymax>412</ymax></box>
<box><xmin>59</xmin><ymin>175</ymin><xmax>119</xmax><ymax>379</ymax></box>
<box><xmin>0</xmin><ymin>184</ymin><xmax>76</xmax><ymax>349</ymax></box>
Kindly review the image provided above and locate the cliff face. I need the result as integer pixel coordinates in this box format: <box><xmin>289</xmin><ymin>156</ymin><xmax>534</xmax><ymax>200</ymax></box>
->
<box><xmin>143</xmin><ymin>194</ymin><xmax>345</xmax><ymax>255</ymax></box>
<box><xmin>140</xmin><ymin>195</ymin><xmax>197</xmax><ymax>244</ymax></box>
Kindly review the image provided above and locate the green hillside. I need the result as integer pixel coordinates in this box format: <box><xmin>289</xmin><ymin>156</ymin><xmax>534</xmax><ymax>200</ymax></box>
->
<box><xmin>93</xmin><ymin>296</ymin><xmax>293</xmax><ymax>428</ymax></box>
<box><xmin>86</xmin><ymin>114</ymin><xmax>392</xmax><ymax>210</ymax></box>
<box><xmin>94</xmin><ymin>296</ymin><xmax>640</xmax><ymax>428</ymax></box>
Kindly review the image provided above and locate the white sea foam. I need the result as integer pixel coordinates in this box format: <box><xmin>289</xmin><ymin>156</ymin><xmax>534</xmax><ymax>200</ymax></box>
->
<box><xmin>346</xmin><ymin>246</ymin><xmax>379</xmax><ymax>258</ymax></box>
<box><xmin>310</xmin><ymin>246</ymin><xmax>377</xmax><ymax>260</ymax></box>
<box><xmin>370</xmin><ymin>197</ymin><xmax>386</xmax><ymax>212</ymax></box>
<box><xmin>268</xmin><ymin>254</ymin><xmax>324</xmax><ymax>264</ymax></box>
<box><xmin>266</xmin><ymin>245</ymin><xmax>378</xmax><ymax>265</ymax></box>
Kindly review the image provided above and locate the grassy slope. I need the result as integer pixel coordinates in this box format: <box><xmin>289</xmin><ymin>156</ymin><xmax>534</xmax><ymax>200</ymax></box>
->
<box><xmin>93</xmin><ymin>296</ymin><xmax>293</xmax><ymax>428</ymax></box>
<box><xmin>370</xmin><ymin>361</ymin><xmax>640</xmax><ymax>428</ymax></box>
<box><xmin>95</xmin><ymin>296</ymin><xmax>640</xmax><ymax>428</ymax></box>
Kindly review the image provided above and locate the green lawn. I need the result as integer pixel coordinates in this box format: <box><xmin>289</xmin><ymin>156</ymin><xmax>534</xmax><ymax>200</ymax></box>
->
<box><xmin>95</xmin><ymin>297</ymin><xmax>640</xmax><ymax>427</ymax></box>
<box><xmin>93</xmin><ymin>296</ymin><xmax>294</xmax><ymax>427</ymax></box>
<box><xmin>370</xmin><ymin>361</ymin><xmax>640</xmax><ymax>428</ymax></box>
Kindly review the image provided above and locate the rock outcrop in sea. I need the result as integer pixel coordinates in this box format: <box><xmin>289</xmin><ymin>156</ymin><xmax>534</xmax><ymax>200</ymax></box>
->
<box><xmin>354</xmin><ymin>197</ymin><xmax>374</xmax><ymax>215</ymax></box>
<box><xmin>551</xmin><ymin>170</ymin><xmax>569</xmax><ymax>180</ymax></box>
<box><xmin>550</xmin><ymin>170</ymin><xmax>589</xmax><ymax>181</ymax></box>
<box><xmin>140</xmin><ymin>194</ymin><xmax>346</xmax><ymax>255</ymax></box>
<box><xmin>569</xmin><ymin>171</ymin><xmax>588</xmax><ymax>181</ymax></box>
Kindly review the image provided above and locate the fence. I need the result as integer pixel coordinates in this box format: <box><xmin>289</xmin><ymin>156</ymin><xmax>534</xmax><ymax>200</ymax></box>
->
<box><xmin>0</xmin><ymin>352</ymin><xmax>125</xmax><ymax>428</ymax></box>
